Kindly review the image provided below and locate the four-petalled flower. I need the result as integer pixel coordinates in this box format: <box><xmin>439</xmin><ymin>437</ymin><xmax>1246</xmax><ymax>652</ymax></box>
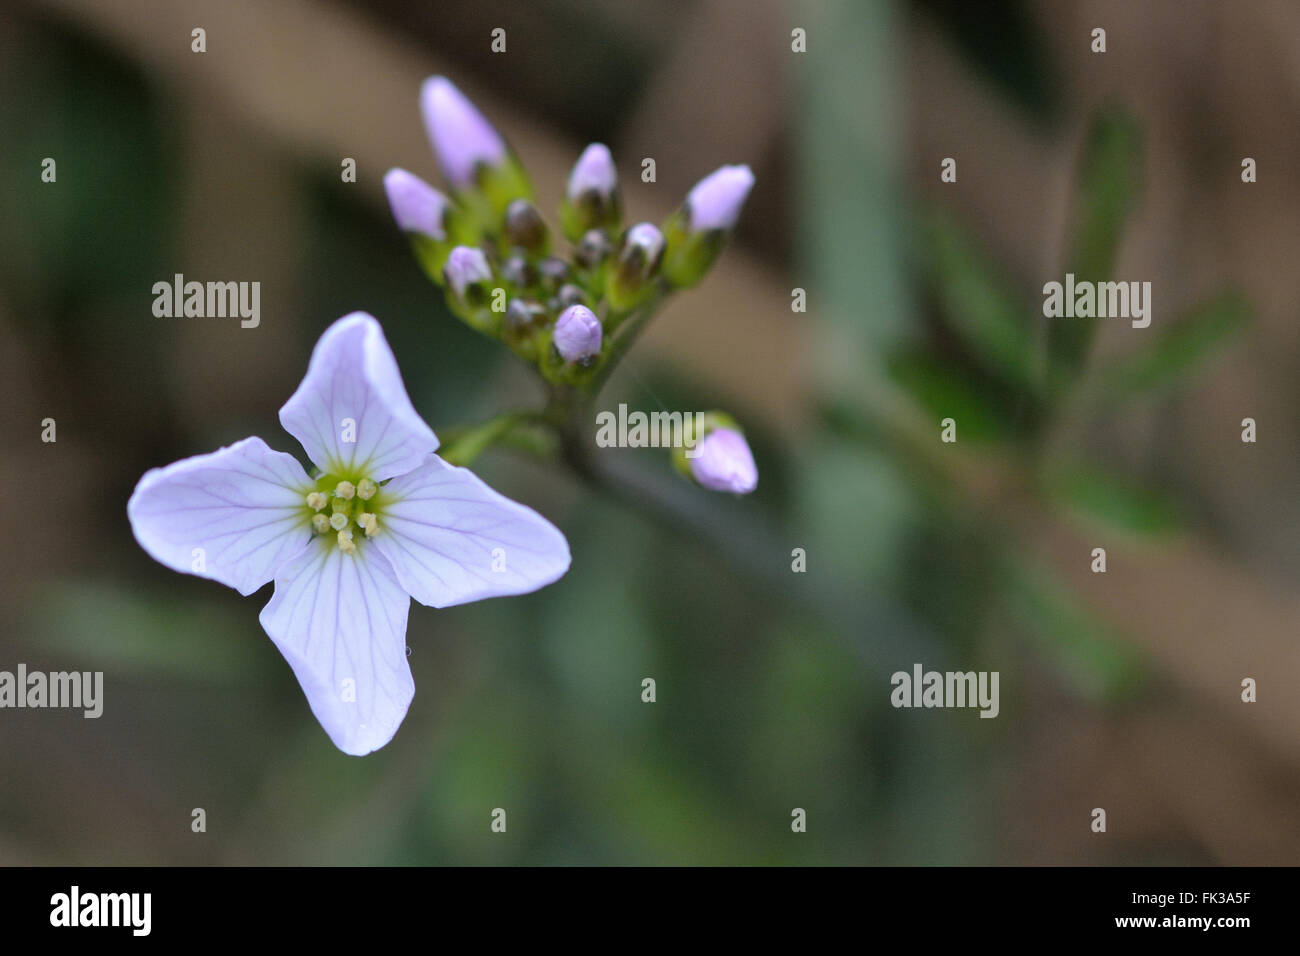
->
<box><xmin>128</xmin><ymin>313</ymin><xmax>570</xmax><ymax>755</ymax></box>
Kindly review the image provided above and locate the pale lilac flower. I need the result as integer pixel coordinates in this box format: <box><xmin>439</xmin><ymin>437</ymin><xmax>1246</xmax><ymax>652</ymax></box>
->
<box><xmin>685</xmin><ymin>164</ymin><xmax>755</xmax><ymax>231</ymax></box>
<box><xmin>127</xmin><ymin>313</ymin><xmax>570</xmax><ymax>755</ymax></box>
<box><xmin>566</xmin><ymin>143</ymin><xmax>617</xmax><ymax>202</ymax></box>
<box><xmin>690</xmin><ymin>427</ymin><xmax>758</xmax><ymax>494</ymax></box>
<box><xmin>443</xmin><ymin>245</ymin><xmax>492</xmax><ymax>297</ymax></box>
<box><xmin>383</xmin><ymin>168</ymin><xmax>450</xmax><ymax>239</ymax></box>
<box><xmin>420</xmin><ymin>76</ymin><xmax>508</xmax><ymax>189</ymax></box>
<box><xmin>553</xmin><ymin>305</ymin><xmax>602</xmax><ymax>363</ymax></box>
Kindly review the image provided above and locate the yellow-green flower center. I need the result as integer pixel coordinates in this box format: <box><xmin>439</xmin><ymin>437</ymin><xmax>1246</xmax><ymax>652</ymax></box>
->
<box><xmin>305</xmin><ymin>476</ymin><xmax>382</xmax><ymax>554</ymax></box>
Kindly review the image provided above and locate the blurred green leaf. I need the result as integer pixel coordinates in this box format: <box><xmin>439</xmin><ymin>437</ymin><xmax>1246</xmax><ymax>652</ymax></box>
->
<box><xmin>1048</xmin><ymin>109</ymin><xmax>1143</xmax><ymax>388</ymax></box>
<box><xmin>886</xmin><ymin>351</ymin><xmax>1010</xmax><ymax>443</ymax></box>
<box><xmin>1044</xmin><ymin>465</ymin><xmax>1181</xmax><ymax>537</ymax></box>
<box><xmin>1005</xmin><ymin>560</ymin><xmax>1144</xmax><ymax>699</ymax></box>
<box><xmin>0</xmin><ymin>25</ymin><xmax>175</xmax><ymax>323</ymax></box>
<box><xmin>919</xmin><ymin>209</ymin><xmax>1036</xmax><ymax>390</ymax></box>
<box><xmin>25</xmin><ymin>580</ymin><xmax>263</xmax><ymax>683</ymax></box>
<box><xmin>913</xmin><ymin>0</ymin><xmax>1060</xmax><ymax>123</ymax></box>
<box><xmin>1088</xmin><ymin>291</ymin><xmax>1249</xmax><ymax>407</ymax></box>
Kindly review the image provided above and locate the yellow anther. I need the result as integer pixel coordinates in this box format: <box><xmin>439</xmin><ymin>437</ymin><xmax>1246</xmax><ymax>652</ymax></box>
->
<box><xmin>312</xmin><ymin>514</ymin><xmax>330</xmax><ymax>534</ymax></box>
<box><xmin>337</xmin><ymin>528</ymin><xmax>356</xmax><ymax>554</ymax></box>
<box><xmin>357</xmin><ymin>513</ymin><xmax>378</xmax><ymax>538</ymax></box>
<box><xmin>357</xmin><ymin>478</ymin><xmax>377</xmax><ymax>501</ymax></box>
<box><xmin>306</xmin><ymin>491</ymin><xmax>328</xmax><ymax>512</ymax></box>
<box><xmin>335</xmin><ymin>481</ymin><xmax>356</xmax><ymax>500</ymax></box>
<box><xmin>329</xmin><ymin>512</ymin><xmax>348</xmax><ymax>531</ymax></box>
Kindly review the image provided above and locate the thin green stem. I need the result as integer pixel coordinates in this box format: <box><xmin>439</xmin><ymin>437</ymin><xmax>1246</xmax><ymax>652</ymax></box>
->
<box><xmin>437</xmin><ymin>410</ymin><xmax>551</xmax><ymax>467</ymax></box>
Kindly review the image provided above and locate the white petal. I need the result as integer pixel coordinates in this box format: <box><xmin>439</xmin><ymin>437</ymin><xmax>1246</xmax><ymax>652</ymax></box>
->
<box><xmin>259</xmin><ymin>539</ymin><xmax>414</xmax><ymax>756</ymax></box>
<box><xmin>371</xmin><ymin>455</ymin><xmax>571</xmax><ymax>608</ymax></box>
<box><xmin>279</xmin><ymin>312</ymin><xmax>439</xmax><ymax>481</ymax></box>
<box><xmin>128</xmin><ymin>437</ymin><xmax>313</xmax><ymax>596</ymax></box>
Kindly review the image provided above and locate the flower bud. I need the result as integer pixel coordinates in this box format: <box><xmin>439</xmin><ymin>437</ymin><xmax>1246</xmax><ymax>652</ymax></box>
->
<box><xmin>689</xmin><ymin>427</ymin><xmax>757</xmax><ymax>494</ymax></box>
<box><xmin>503</xmin><ymin>199</ymin><xmax>549</xmax><ymax>254</ymax></box>
<box><xmin>556</xmin><ymin>283</ymin><xmax>587</xmax><ymax>310</ymax></box>
<box><xmin>384</xmin><ymin>168</ymin><xmax>459</xmax><ymax>282</ymax></box>
<box><xmin>419</xmin><ymin>75</ymin><xmax>532</xmax><ymax>231</ymax></box>
<box><xmin>383</xmin><ymin>169</ymin><xmax>450</xmax><ymax>240</ymax></box>
<box><xmin>443</xmin><ymin>245</ymin><xmax>493</xmax><ymax>299</ymax></box>
<box><xmin>502</xmin><ymin>297</ymin><xmax>548</xmax><ymax>362</ymax></box>
<box><xmin>606</xmin><ymin>222</ymin><xmax>664</xmax><ymax>312</ymax></box>
<box><xmin>536</xmin><ymin>256</ymin><xmax>572</xmax><ymax>289</ymax></box>
<box><xmin>442</xmin><ymin>246</ymin><xmax>499</xmax><ymax>335</ymax></box>
<box><xmin>500</xmin><ymin>254</ymin><xmax>537</xmax><ymax>290</ymax></box>
<box><xmin>568</xmin><ymin>144</ymin><xmax>617</xmax><ymax>202</ymax></box>
<box><xmin>684</xmin><ymin>164</ymin><xmax>754</xmax><ymax>232</ymax></box>
<box><xmin>575</xmin><ymin>229</ymin><xmax>612</xmax><ymax>271</ymax></box>
<box><xmin>561</xmin><ymin>143</ymin><xmax>621</xmax><ymax>241</ymax></box>
<box><xmin>662</xmin><ymin>164</ymin><xmax>754</xmax><ymax>289</ymax></box>
<box><xmin>420</xmin><ymin>76</ymin><xmax>508</xmax><ymax>190</ymax></box>
<box><xmin>505</xmin><ymin>297</ymin><xmax>546</xmax><ymax>331</ymax></box>
<box><xmin>553</xmin><ymin>304</ymin><xmax>602</xmax><ymax>364</ymax></box>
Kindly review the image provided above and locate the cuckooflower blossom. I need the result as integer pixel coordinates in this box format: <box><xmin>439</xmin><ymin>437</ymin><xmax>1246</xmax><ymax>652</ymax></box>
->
<box><xmin>127</xmin><ymin>313</ymin><xmax>570</xmax><ymax>755</ymax></box>
<box><xmin>690</xmin><ymin>427</ymin><xmax>758</xmax><ymax>494</ymax></box>
<box><xmin>553</xmin><ymin>305</ymin><xmax>602</xmax><ymax>363</ymax></box>
<box><xmin>420</xmin><ymin>76</ymin><xmax>508</xmax><ymax>189</ymax></box>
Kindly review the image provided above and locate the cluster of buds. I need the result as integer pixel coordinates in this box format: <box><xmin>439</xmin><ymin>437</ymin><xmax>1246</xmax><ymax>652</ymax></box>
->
<box><xmin>385</xmin><ymin>76</ymin><xmax>759</xmax><ymax>494</ymax></box>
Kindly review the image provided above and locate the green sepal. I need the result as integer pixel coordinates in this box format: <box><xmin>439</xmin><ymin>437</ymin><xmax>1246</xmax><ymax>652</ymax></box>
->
<box><xmin>661</xmin><ymin>210</ymin><xmax>725</xmax><ymax>289</ymax></box>
<box><xmin>605</xmin><ymin>242</ymin><xmax>661</xmax><ymax>312</ymax></box>
<box><xmin>537</xmin><ymin>328</ymin><xmax>601</xmax><ymax>387</ymax></box>
<box><xmin>457</xmin><ymin>155</ymin><xmax>533</xmax><ymax>241</ymax></box>
<box><xmin>409</xmin><ymin>234</ymin><xmax>454</xmax><ymax>286</ymax></box>
<box><xmin>560</xmin><ymin>190</ymin><xmax>622</xmax><ymax>244</ymax></box>
<box><xmin>444</xmin><ymin>281</ymin><xmax>505</xmax><ymax>338</ymax></box>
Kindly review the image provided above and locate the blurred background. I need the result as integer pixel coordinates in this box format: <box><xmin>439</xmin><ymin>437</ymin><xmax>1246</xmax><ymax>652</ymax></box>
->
<box><xmin>1</xmin><ymin>0</ymin><xmax>1298</xmax><ymax>865</ymax></box>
